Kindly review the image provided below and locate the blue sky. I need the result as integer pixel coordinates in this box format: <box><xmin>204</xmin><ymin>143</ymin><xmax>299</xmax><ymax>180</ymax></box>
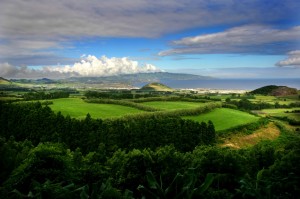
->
<box><xmin>0</xmin><ymin>0</ymin><xmax>300</xmax><ymax>79</ymax></box>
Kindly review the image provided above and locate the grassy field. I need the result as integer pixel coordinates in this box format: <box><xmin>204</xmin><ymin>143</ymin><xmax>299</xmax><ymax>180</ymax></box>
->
<box><xmin>183</xmin><ymin>108</ymin><xmax>259</xmax><ymax>131</ymax></box>
<box><xmin>49</xmin><ymin>98</ymin><xmax>144</xmax><ymax>119</ymax></box>
<box><xmin>249</xmin><ymin>94</ymin><xmax>299</xmax><ymax>105</ymax></box>
<box><xmin>220</xmin><ymin>122</ymin><xmax>280</xmax><ymax>149</ymax></box>
<box><xmin>258</xmin><ymin>108</ymin><xmax>300</xmax><ymax>121</ymax></box>
<box><xmin>142</xmin><ymin>101</ymin><xmax>206</xmax><ymax>110</ymax></box>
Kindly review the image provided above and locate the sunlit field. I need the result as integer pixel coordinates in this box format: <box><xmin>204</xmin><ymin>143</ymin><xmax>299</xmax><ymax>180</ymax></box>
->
<box><xmin>49</xmin><ymin>98</ymin><xmax>144</xmax><ymax>119</ymax></box>
<box><xmin>183</xmin><ymin>108</ymin><xmax>259</xmax><ymax>131</ymax></box>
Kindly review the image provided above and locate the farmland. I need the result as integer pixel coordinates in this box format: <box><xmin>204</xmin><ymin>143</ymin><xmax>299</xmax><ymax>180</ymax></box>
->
<box><xmin>1</xmin><ymin>82</ymin><xmax>300</xmax><ymax>198</ymax></box>
<box><xmin>258</xmin><ymin>108</ymin><xmax>300</xmax><ymax>121</ymax></box>
<box><xmin>183</xmin><ymin>108</ymin><xmax>260</xmax><ymax>131</ymax></box>
<box><xmin>49</xmin><ymin>98</ymin><xmax>144</xmax><ymax>119</ymax></box>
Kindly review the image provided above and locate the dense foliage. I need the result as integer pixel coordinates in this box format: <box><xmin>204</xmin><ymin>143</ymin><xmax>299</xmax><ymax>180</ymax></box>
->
<box><xmin>23</xmin><ymin>91</ymin><xmax>70</xmax><ymax>100</ymax></box>
<box><xmin>0</xmin><ymin>100</ymin><xmax>299</xmax><ymax>198</ymax></box>
<box><xmin>0</xmin><ymin>102</ymin><xmax>216</xmax><ymax>153</ymax></box>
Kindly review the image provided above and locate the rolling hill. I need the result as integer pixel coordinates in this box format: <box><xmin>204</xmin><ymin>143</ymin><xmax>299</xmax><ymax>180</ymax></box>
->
<box><xmin>65</xmin><ymin>72</ymin><xmax>213</xmax><ymax>84</ymax></box>
<box><xmin>250</xmin><ymin>85</ymin><xmax>298</xmax><ymax>96</ymax></box>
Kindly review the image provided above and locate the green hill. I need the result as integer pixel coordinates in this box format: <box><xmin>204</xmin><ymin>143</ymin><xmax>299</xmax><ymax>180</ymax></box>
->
<box><xmin>0</xmin><ymin>77</ymin><xmax>11</xmax><ymax>84</ymax></box>
<box><xmin>140</xmin><ymin>82</ymin><xmax>174</xmax><ymax>91</ymax></box>
<box><xmin>250</xmin><ymin>85</ymin><xmax>298</xmax><ymax>96</ymax></box>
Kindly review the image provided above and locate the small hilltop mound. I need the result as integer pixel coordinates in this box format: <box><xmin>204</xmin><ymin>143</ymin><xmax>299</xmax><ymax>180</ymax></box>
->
<box><xmin>140</xmin><ymin>82</ymin><xmax>174</xmax><ymax>91</ymax></box>
<box><xmin>250</xmin><ymin>85</ymin><xmax>298</xmax><ymax>96</ymax></box>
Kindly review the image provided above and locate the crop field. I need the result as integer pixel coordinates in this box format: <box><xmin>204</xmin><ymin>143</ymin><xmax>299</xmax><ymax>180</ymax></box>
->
<box><xmin>249</xmin><ymin>95</ymin><xmax>299</xmax><ymax>105</ymax></box>
<box><xmin>259</xmin><ymin>108</ymin><xmax>300</xmax><ymax>121</ymax></box>
<box><xmin>141</xmin><ymin>101</ymin><xmax>206</xmax><ymax>110</ymax></box>
<box><xmin>49</xmin><ymin>98</ymin><xmax>144</xmax><ymax>119</ymax></box>
<box><xmin>183</xmin><ymin>108</ymin><xmax>259</xmax><ymax>131</ymax></box>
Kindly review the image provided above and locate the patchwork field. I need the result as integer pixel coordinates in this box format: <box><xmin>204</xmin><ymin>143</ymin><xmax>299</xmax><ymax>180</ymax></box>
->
<box><xmin>49</xmin><ymin>98</ymin><xmax>144</xmax><ymax>119</ymax></box>
<box><xmin>249</xmin><ymin>95</ymin><xmax>299</xmax><ymax>105</ymax></box>
<box><xmin>183</xmin><ymin>108</ymin><xmax>259</xmax><ymax>131</ymax></box>
<box><xmin>141</xmin><ymin>101</ymin><xmax>206</xmax><ymax>110</ymax></box>
<box><xmin>258</xmin><ymin>108</ymin><xmax>300</xmax><ymax>121</ymax></box>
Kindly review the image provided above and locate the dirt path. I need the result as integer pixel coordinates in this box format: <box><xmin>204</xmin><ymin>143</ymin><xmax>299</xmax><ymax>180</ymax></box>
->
<box><xmin>220</xmin><ymin>122</ymin><xmax>280</xmax><ymax>149</ymax></box>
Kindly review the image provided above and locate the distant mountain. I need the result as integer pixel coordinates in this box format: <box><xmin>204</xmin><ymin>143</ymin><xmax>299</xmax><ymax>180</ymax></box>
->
<box><xmin>36</xmin><ymin>78</ymin><xmax>56</xmax><ymax>84</ymax></box>
<box><xmin>140</xmin><ymin>82</ymin><xmax>174</xmax><ymax>91</ymax></box>
<box><xmin>250</xmin><ymin>85</ymin><xmax>298</xmax><ymax>96</ymax></box>
<box><xmin>10</xmin><ymin>78</ymin><xmax>56</xmax><ymax>84</ymax></box>
<box><xmin>66</xmin><ymin>72</ymin><xmax>212</xmax><ymax>84</ymax></box>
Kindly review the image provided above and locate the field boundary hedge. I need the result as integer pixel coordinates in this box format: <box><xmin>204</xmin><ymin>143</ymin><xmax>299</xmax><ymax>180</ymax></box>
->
<box><xmin>86</xmin><ymin>98</ymin><xmax>221</xmax><ymax>120</ymax></box>
<box><xmin>115</xmin><ymin>102</ymin><xmax>222</xmax><ymax>120</ymax></box>
<box><xmin>130</xmin><ymin>96</ymin><xmax>211</xmax><ymax>103</ymax></box>
<box><xmin>217</xmin><ymin>118</ymin><xmax>269</xmax><ymax>137</ymax></box>
<box><xmin>85</xmin><ymin>98</ymin><xmax>162</xmax><ymax>112</ymax></box>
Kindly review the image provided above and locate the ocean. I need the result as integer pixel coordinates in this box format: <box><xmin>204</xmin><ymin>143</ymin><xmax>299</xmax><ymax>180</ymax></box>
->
<box><xmin>134</xmin><ymin>78</ymin><xmax>300</xmax><ymax>90</ymax></box>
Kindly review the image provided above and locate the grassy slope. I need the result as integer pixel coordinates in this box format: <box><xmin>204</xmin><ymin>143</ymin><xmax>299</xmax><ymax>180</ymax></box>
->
<box><xmin>220</xmin><ymin>122</ymin><xmax>280</xmax><ymax>149</ymax></box>
<box><xmin>142</xmin><ymin>101</ymin><xmax>206</xmax><ymax>110</ymax></box>
<box><xmin>49</xmin><ymin>98</ymin><xmax>144</xmax><ymax>119</ymax></box>
<box><xmin>183</xmin><ymin>108</ymin><xmax>259</xmax><ymax>131</ymax></box>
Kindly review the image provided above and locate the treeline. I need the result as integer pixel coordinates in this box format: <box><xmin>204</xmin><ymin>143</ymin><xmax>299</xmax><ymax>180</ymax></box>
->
<box><xmin>130</xmin><ymin>96</ymin><xmax>211</xmax><ymax>103</ymax></box>
<box><xmin>85</xmin><ymin>90</ymin><xmax>163</xmax><ymax>99</ymax></box>
<box><xmin>217</xmin><ymin>118</ymin><xmax>269</xmax><ymax>136</ymax></box>
<box><xmin>85</xmin><ymin>98</ymin><xmax>162</xmax><ymax>112</ymax></box>
<box><xmin>84</xmin><ymin>91</ymin><xmax>221</xmax><ymax>102</ymax></box>
<box><xmin>1</xmin><ymin>132</ymin><xmax>299</xmax><ymax>198</ymax></box>
<box><xmin>23</xmin><ymin>91</ymin><xmax>70</xmax><ymax>100</ymax></box>
<box><xmin>0</xmin><ymin>102</ymin><xmax>216</xmax><ymax>153</ymax></box>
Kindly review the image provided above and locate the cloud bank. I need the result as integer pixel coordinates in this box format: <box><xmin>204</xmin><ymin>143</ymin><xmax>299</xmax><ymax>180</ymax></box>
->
<box><xmin>159</xmin><ymin>25</ymin><xmax>300</xmax><ymax>56</ymax></box>
<box><xmin>0</xmin><ymin>56</ymin><xmax>162</xmax><ymax>78</ymax></box>
<box><xmin>0</xmin><ymin>0</ymin><xmax>299</xmax><ymax>65</ymax></box>
<box><xmin>276</xmin><ymin>50</ymin><xmax>300</xmax><ymax>67</ymax></box>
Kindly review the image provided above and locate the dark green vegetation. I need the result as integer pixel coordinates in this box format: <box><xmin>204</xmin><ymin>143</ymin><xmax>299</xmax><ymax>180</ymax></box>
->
<box><xmin>250</xmin><ymin>85</ymin><xmax>298</xmax><ymax>96</ymax></box>
<box><xmin>0</xmin><ymin>82</ymin><xmax>300</xmax><ymax>198</ymax></box>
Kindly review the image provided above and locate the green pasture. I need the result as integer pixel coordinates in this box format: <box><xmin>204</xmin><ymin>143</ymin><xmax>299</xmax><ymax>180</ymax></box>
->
<box><xmin>183</xmin><ymin>108</ymin><xmax>259</xmax><ymax>132</ymax></box>
<box><xmin>141</xmin><ymin>101</ymin><xmax>206</xmax><ymax>110</ymax></box>
<box><xmin>249</xmin><ymin>95</ymin><xmax>299</xmax><ymax>105</ymax></box>
<box><xmin>259</xmin><ymin>108</ymin><xmax>300</xmax><ymax>121</ymax></box>
<box><xmin>49</xmin><ymin>98</ymin><xmax>144</xmax><ymax>119</ymax></box>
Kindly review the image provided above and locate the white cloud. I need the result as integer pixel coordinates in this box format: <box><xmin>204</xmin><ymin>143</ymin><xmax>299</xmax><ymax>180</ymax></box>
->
<box><xmin>276</xmin><ymin>50</ymin><xmax>300</xmax><ymax>67</ymax></box>
<box><xmin>0</xmin><ymin>63</ymin><xmax>18</xmax><ymax>77</ymax></box>
<box><xmin>0</xmin><ymin>56</ymin><xmax>162</xmax><ymax>78</ymax></box>
<box><xmin>159</xmin><ymin>25</ymin><xmax>300</xmax><ymax>56</ymax></box>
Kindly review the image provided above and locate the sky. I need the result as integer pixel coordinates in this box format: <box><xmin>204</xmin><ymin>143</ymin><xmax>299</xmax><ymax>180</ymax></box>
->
<box><xmin>0</xmin><ymin>0</ymin><xmax>300</xmax><ymax>79</ymax></box>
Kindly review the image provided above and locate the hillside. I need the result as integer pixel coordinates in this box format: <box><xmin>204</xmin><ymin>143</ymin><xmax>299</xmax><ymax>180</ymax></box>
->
<box><xmin>250</xmin><ymin>85</ymin><xmax>298</xmax><ymax>96</ymax></box>
<box><xmin>66</xmin><ymin>72</ymin><xmax>212</xmax><ymax>84</ymax></box>
<box><xmin>0</xmin><ymin>77</ymin><xmax>11</xmax><ymax>84</ymax></box>
<box><xmin>140</xmin><ymin>82</ymin><xmax>174</xmax><ymax>91</ymax></box>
